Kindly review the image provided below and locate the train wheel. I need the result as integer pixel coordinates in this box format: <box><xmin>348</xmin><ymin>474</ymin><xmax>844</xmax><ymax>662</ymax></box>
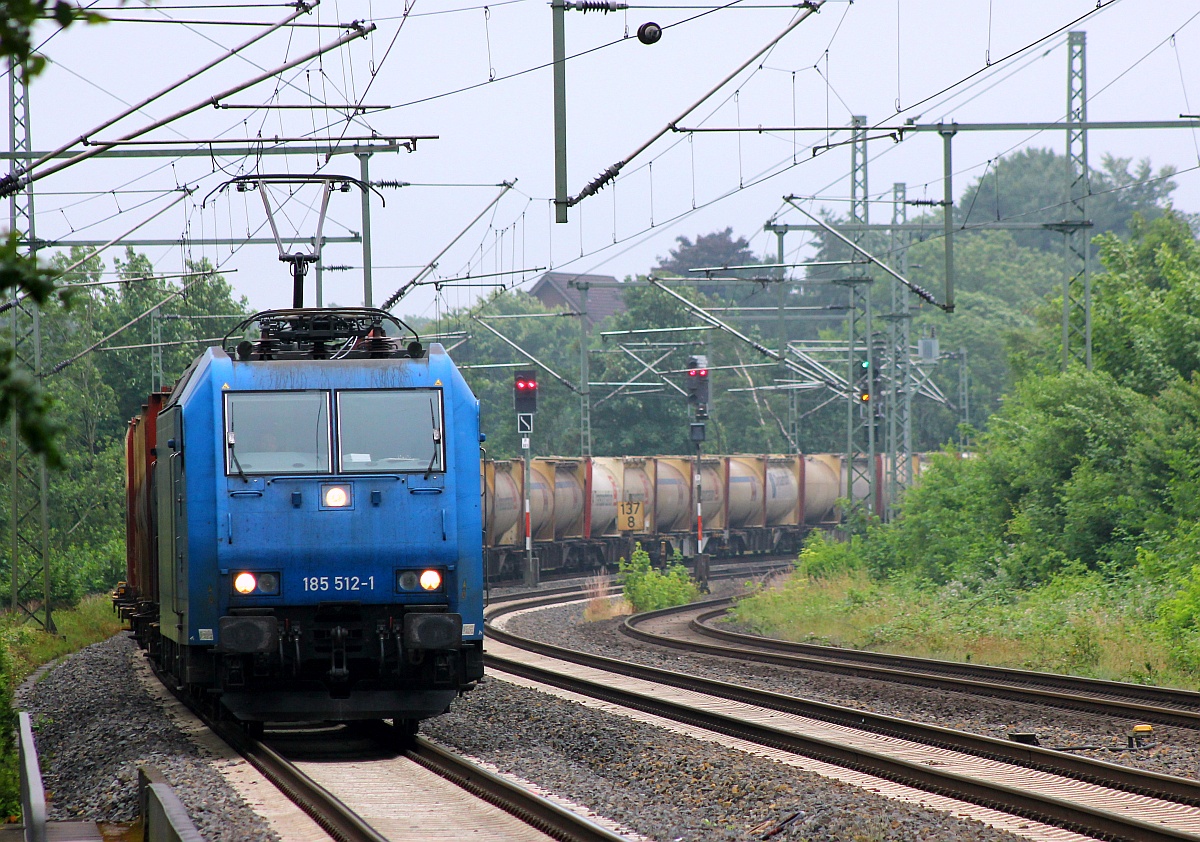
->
<box><xmin>388</xmin><ymin>717</ymin><xmax>419</xmax><ymax>750</ymax></box>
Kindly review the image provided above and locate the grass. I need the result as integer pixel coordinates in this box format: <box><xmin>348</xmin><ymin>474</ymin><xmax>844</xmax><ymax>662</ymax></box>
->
<box><xmin>730</xmin><ymin>570</ymin><xmax>1188</xmax><ymax>689</ymax></box>
<box><xmin>5</xmin><ymin>594</ymin><xmax>126</xmax><ymax>685</ymax></box>
<box><xmin>0</xmin><ymin>593</ymin><xmax>127</xmax><ymax>820</ymax></box>
<box><xmin>581</xmin><ymin>574</ymin><xmax>633</xmax><ymax>622</ymax></box>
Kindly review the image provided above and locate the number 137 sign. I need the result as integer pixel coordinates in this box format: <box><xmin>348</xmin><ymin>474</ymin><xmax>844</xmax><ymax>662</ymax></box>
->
<box><xmin>618</xmin><ymin>500</ymin><xmax>644</xmax><ymax>532</ymax></box>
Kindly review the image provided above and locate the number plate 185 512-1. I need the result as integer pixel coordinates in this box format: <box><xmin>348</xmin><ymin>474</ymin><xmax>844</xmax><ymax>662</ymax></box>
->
<box><xmin>302</xmin><ymin>575</ymin><xmax>376</xmax><ymax>592</ymax></box>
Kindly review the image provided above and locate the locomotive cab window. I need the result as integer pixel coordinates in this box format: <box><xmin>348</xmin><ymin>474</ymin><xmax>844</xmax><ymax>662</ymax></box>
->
<box><xmin>225</xmin><ymin>391</ymin><xmax>331</xmax><ymax>475</ymax></box>
<box><xmin>337</xmin><ymin>389</ymin><xmax>444</xmax><ymax>473</ymax></box>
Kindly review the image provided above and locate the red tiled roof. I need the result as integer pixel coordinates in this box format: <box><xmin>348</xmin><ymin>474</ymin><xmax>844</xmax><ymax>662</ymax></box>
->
<box><xmin>529</xmin><ymin>272</ymin><xmax>627</xmax><ymax>328</ymax></box>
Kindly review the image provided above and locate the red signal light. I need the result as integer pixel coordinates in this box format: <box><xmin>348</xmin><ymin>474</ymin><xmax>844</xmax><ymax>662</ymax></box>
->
<box><xmin>514</xmin><ymin>370</ymin><xmax>538</xmax><ymax>413</ymax></box>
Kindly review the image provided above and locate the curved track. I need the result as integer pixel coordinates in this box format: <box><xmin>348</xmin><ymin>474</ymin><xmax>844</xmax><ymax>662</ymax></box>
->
<box><xmin>486</xmin><ymin>589</ymin><xmax>1200</xmax><ymax>842</ymax></box>
<box><xmin>626</xmin><ymin>598</ymin><xmax>1200</xmax><ymax>729</ymax></box>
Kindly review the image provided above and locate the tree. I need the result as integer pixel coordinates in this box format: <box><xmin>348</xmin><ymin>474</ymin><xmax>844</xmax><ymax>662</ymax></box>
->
<box><xmin>956</xmin><ymin>149</ymin><xmax>1177</xmax><ymax>252</ymax></box>
<box><xmin>436</xmin><ymin>291</ymin><xmax>587</xmax><ymax>458</ymax></box>
<box><xmin>802</xmin><ymin>147</ymin><xmax>1180</xmax><ymax>441</ymax></box>
<box><xmin>1089</xmin><ymin>211</ymin><xmax>1200</xmax><ymax>395</ymax></box>
<box><xmin>0</xmin><ymin>1</ymin><xmax>102</xmax><ymax>78</ymax></box>
<box><xmin>654</xmin><ymin>228</ymin><xmax>758</xmax><ymax>276</ymax></box>
<box><xmin>1</xmin><ymin>2</ymin><xmax>109</xmax><ymax>460</ymax></box>
<box><xmin>0</xmin><ymin>235</ymin><xmax>72</xmax><ymax>462</ymax></box>
<box><xmin>653</xmin><ymin>227</ymin><xmax>779</xmax><ymax>311</ymax></box>
<box><xmin>858</xmin><ymin>369</ymin><xmax>1152</xmax><ymax>587</ymax></box>
<box><xmin>0</xmin><ymin>249</ymin><xmax>246</xmax><ymax>604</ymax></box>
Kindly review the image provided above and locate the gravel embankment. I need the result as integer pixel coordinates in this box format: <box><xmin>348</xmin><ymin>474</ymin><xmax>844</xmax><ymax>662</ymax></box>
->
<box><xmin>20</xmin><ymin>581</ymin><xmax>1172</xmax><ymax>841</ymax></box>
<box><xmin>500</xmin><ymin>585</ymin><xmax>1200</xmax><ymax>781</ymax></box>
<box><xmin>15</xmin><ymin>634</ymin><xmax>279</xmax><ymax>842</ymax></box>
<box><xmin>424</xmin><ymin>674</ymin><xmax>1024</xmax><ymax>842</ymax></box>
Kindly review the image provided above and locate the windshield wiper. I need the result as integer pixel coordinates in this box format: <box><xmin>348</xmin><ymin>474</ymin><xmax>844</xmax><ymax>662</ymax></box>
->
<box><xmin>227</xmin><ymin>431</ymin><xmax>249</xmax><ymax>484</ymax></box>
<box><xmin>423</xmin><ymin>400</ymin><xmax>440</xmax><ymax>480</ymax></box>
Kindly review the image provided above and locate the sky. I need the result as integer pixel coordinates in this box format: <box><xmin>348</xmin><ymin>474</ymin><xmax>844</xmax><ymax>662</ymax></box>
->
<box><xmin>8</xmin><ymin>0</ymin><xmax>1200</xmax><ymax>324</ymax></box>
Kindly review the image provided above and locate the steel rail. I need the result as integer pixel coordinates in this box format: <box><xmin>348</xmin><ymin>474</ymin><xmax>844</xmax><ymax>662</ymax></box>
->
<box><xmin>244</xmin><ymin>721</ymin><xmax>632</xmax><ymax>842</ymax></box>
<box><xmin>489</xmin><ymin>602</ymin><xmax>1200</xmax><ymax>804</ymax></box>
<box><xmin>690</xmin><ymin>603</ymin><xmax>1200</xmax><ymax>710</ymax></box>
<box><xmin>629</xmin><ymin>598</ymin><xmax>1200</xmax><ymax>729</ymax></box>
<box><xmin>217</xmin><ymin>723</ymin><xmax>388</xmax><ymax>842</ymax></box>
<box><xmin>485</xmin><ymin>594</ymin><xmax>1200</xmax><ymax>841</ymax></box>
<box><xmin>143</xmin><ymin>656</ymin><xmax>387</xmax><ymax>842</ymax></box>
<box><xmin>406</xmin><ymin>736</ymin><xmax>629</xmax><ymax>842</ymax></box>
<box><xmin>151</xmin><ymin>643</ymin><xmax>625</xmax><ymax>842</ymax></box>
<box><xmin>241</xmin><ymin>717</ymin><xmax>628</xmax><ymax>842</ymax></box>
<box><xmin>484</xmin><ymin>647</ymin><xmax>1200</xmax><ymax>842</ymax></box>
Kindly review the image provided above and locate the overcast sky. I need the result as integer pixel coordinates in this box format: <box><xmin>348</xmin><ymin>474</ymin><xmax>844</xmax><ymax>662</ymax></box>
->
<box><xmin>9</xmin><ymin>0</ymin><xmax>1200</xmax><ymax>321</ymax></box>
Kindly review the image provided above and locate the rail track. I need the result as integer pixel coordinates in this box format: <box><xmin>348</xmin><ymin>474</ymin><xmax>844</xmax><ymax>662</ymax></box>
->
<box><xmin>154</xmin><ymin>663</ymin><xmax>628</xmax><ymax>842</ymax></box>
<box><xmin>486</xmin><ymin>588</ymin><xmax>1200</xmax><ymax>842</ymax></box>
<box><xmin>626</xmin><ymin>598</ymin><xmax>1200</xmax><ymax>730</ymax></box>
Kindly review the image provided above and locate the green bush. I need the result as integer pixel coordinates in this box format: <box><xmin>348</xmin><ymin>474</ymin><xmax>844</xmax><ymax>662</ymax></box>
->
<box><xmin>619</xmin><ymin>543</ymin><xmax>700</xmax><ymax>612</ymax></box>
<box><xmin>795</xmin><ymin>529</ymin><xmax>863</xmax><ymax>580</ymax></box>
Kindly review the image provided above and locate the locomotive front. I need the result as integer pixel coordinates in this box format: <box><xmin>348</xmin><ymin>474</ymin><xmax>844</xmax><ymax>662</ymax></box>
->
<box><xmin>152</xmin><ymin>309</ymin><xmax>484</xmax><ymax>727</ymax></box>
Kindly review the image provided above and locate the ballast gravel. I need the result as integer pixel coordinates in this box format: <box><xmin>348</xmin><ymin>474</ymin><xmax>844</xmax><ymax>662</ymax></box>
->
<box><xmin>14</xmin><ymin>633</ymin><xmax>279</xmax><ymax>841</ymax></box>
<box><xmin>19</xmin><ymin>579</ymin><xmax>1183</xmax><ymax>841</ymax></box>
<box><xmin>501</xmin><ymin>587</ymin><xmax>1200</xmax><ymax>783</ymax></box>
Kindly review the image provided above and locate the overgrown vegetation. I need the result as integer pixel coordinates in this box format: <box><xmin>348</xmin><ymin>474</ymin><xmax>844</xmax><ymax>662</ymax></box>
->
<box><xmin>581</xmin><ymin>573</ymin><xmax>633</xmax><ymax>622</ymax></box>
<box><xmin>736</xmin><ymin>211</ymin><xmax>1200</xmax><ymax>688</ymax></box>
<box><xmin>0</xmin><ymin>596</ymin><xmax>124</xmax><ymax>816</ymax></box>
<box><xmin>619</xmin><ymin>544</ymin><xmax>700</xmax><ymax>612</ymax></box>
<box><xmin>0</xmin><ymin>249</ymin><xmax>248</xmax><ymax>608</ymax></box>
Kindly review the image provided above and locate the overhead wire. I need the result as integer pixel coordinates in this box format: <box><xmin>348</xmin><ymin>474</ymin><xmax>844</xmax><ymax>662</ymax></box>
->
<box><xmin>511</xmin><ymin>6</ymin><xmax>1200</xmax><ymax>294</ymax></box>
<box><xmin>872</xmin><ymin>0</ymin><xmax>1124</xmax><ymax>131</ymax></box>
<box><xmin>26</xmin><ymin>0</ymin><xmax>1196</xmax><ymax>321</ymax></box>
<box><xmin>387</xmin><ymin>0</ymin><xmax>755</xmax><ymax>112</ymax></box>
<box><xmin>1173</xmin><ymin>36</ymin><xmax>1200</xmax><ymax>168</ymax></box>
<box><xmin>676</xmin><ymin>2</ymin><xmax>1182</xmax><ymax>259</ymax></box>
<box><xmin>1088</xmin><ymin>8</ymin><xmax>1200</xmax><ymax>105</ymax></box>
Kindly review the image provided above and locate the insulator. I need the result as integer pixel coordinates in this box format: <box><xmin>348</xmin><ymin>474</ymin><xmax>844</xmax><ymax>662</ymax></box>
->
<box><xmin>253</xmin><ymin>338</ymin><xmax>281</xmax><ymax>360</ymax></box>
<box><xmin>566</xmin><ymin>0</ymin><xmax>626</xmax><ymax>13</ymax></box>
<box><xmin>364</xmin><ymin>336</ymin><xmax>399</xmax><ymax>358</ymax></box>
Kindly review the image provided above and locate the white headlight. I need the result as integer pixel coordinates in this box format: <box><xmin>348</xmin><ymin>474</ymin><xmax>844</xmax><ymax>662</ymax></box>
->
<box><xmin>323</xmin><ymin>484</ymin><xmax>350</xmax><ymax>507</ymax></box>
<box><xmin>234</xmin><ymin>572</ymin><xmax>257</xmax><ymax>594</ymax></box>
<box><xmin>419</xmin><ymin>569</ymin><xmax>442</xmax><ymax>591</ymax></box>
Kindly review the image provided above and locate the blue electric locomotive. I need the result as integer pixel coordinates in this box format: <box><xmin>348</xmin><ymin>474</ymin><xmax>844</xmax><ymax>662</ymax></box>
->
<box><xmin>121</xmin><ymin>308</ymin><xmax>484</xmax><ymax>730</ymax></box>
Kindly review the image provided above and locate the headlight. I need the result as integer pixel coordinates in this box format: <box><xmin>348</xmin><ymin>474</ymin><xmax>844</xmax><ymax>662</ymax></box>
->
<box><xmin>234</xmin><ymin>573</ymin><xmax>257</xmax><ymax>594</ymax></box>
<box><xmin>396</xmin><ymin>569</ymin><xmax>444</xmax><ymax>592</ymax></box>
<box><xmin>232</xmin><ymin>571</ymin><xmax>280</xmax><ymax>596</ymax></box>
<box><xmin>321</xmin><ymin>483</ymin><xmax>352</xmax><ymax>508</ymax></box>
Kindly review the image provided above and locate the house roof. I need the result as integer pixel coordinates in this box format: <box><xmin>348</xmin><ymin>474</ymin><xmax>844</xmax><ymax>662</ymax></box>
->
<box><xmin>529</xmin><ymin>272</ymin><xmax>626</xmax><ymax>328</ymax></box>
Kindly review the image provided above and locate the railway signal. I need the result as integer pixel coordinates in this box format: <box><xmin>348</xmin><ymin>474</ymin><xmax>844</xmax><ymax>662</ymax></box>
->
<box><xmin>857</xmin><ymin>358</ymin><xmax>871</xmax><ymax>402</ymax></box>
<box><xmin>513</xmin><ymin>369</ymin><xmax>538</xmax><ymax>586</ymax></box>
<box><xmin>686</xmin><ymin>355</ymin><xmax>709</xmax><ymax>415</ymax></box>
<box><xmin>514</xmin><ymin>370</ymin><xmax>538</xmax><ymax>414</ymax></box>
<box><xmin>684</xmin><ymin>354</ymin><xmax>711</xmax><ymax>591</ymax></box>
